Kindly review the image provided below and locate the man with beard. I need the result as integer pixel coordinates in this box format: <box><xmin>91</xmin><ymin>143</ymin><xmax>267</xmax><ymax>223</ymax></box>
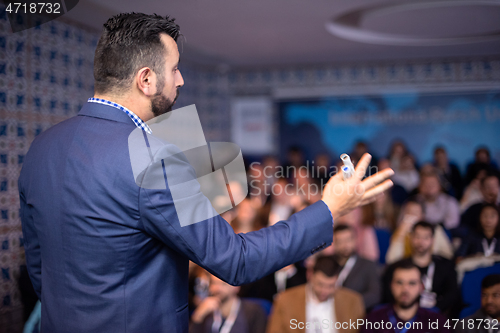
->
<box><xmin>382</xmin><ymin>221</ymin><xmax>458</xmax><ymax>315</ymax></box>
<box><xmin>189</xmin><ymin>273</ymin><xmax>267</xmax><ymax>333</ymax></box>
<box><xmin>456</xmin><ymin>274</ymin><xmax>500</xmax><ymax>333</ymax></box>
<box><xmin>331</xmin><ymin>224</ymin><xmax>381</xmax><ymax>310</ymax></box>
<box><xmin>18</xmin><ymin>12</ymin><xmax>394</xmax><ymax>333</ymax></box>
<box><xmin>362</xmin><ymin>261</ymin><xmax>450</xmax><ymax>333</ymax></box>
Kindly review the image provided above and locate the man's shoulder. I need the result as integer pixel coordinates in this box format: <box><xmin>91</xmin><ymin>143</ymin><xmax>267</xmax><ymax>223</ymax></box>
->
<box><xmin>365</xmin><ymin>304</ymin><xmax>391</xmax><ymax>320</ymax></box>
<box><xmin>240</xmin><ymin>299</ymin><xmax>267</xmax><ymax>318</ymax></box>
<box><xmin>463</xmin><ymin>308</ymin><xmax>487</xmax><ymax>321</ymax></box>
<box><xmin>417</xmin><ymin>307</ymin><xmax>448</xmax><ymax>321</ymax></box>
<box><xmin>355</xmin><ymin>256</ymin><xmax>379</xmax><ymax>269</ymax></box>
<box><xmin>432</xmin><ymin>255</ymin><xmax>455</xmax><ymax>268</ymax></box>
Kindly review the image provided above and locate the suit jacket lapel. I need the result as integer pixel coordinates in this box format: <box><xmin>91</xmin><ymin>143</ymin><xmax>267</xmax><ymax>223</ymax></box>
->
<box><xmin>293</xmin><ymin>286</ymin><xmax>307</xmax><ymax>333</ymax></box>
<box><xmin>334</xmin><ymin>289</ymin><xmax>349</xmax><ymax>332</ymax></box>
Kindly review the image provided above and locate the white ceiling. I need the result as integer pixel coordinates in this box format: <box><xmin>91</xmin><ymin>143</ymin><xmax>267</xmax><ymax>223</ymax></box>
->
<box><xmin>63</xmin><ymin>0</ymin><xmax>500</xmax><ymax>67</ymax></box>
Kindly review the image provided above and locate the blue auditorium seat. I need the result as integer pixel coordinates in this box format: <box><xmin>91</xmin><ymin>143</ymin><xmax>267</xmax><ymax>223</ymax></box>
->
<box><xmin>375</xmin><ymin>227</ymin><xmax>392</xmax><ymax>264</ymax></box>
<box><xmin>460</xmin><ymin>263</ymin><xmax>500</xmax><ymax>318</ymax></box>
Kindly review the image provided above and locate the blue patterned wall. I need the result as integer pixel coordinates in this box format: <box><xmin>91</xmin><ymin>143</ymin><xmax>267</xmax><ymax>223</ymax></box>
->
<box><xmin>0</xmin><ymin>9</ymin><xmax>98</xmax><ymax>332</ymax></box>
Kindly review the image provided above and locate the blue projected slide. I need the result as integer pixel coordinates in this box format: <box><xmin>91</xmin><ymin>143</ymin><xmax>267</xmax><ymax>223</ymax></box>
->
<box><xmin>279</xmin><ymin>90</ymin><xmax>500</xmax><ymax>170</ymax></box>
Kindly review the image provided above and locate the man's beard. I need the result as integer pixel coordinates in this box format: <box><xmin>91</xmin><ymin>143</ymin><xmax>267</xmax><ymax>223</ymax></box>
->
<box><xmin>413</xmin><ymin>246</ymin><xmax>431</xmax><ymax>256</ymax></box>
<box><xmin>396</xmin><ymin>294</ymin><xmax>420</xmax><ymax>309</ymax></box>
<box><xmin>484</xmin><ymin>304</ymin><xmax>500</xmax><ymax>318</ymax></box>
<box><xmin>151</xmin><ymin>74</ymin><xmax>179</xmax><ymax>118</ymax></box>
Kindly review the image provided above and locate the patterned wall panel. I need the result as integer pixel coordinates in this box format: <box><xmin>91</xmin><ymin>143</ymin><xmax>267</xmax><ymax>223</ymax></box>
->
<box><xmin>228</xmin><ymin>58</ymin><xmax>500</xmax><ymax>92</ymax></box>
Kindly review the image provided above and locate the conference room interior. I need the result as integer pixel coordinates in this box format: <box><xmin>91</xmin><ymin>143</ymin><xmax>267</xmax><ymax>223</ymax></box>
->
<box><xmin>1</xmin><ymin>0</ymin><xmax>500</xmax><ymax>332</ymax></box>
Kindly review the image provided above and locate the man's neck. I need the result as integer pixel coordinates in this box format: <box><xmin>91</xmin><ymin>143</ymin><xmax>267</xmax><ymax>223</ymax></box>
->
<box><xmin>412</xmin><ymin>252</ymin><xmax>432</xmax><ymax>267</ymax></box>
<box><xmin>393</xmin><ymin>303</ymin><xmax>418</xmax><ymax>321</ymax></box>
<box><xmin>93</xmin><ymin>93</ymin><xmax>152</xmax><ymax>122</ymax></box>
<box><xmin>220</xmin><ymin>296</ymin><xmax>237</xmax><ymax>318</ymax></box>
<box><xmin>336</xmin><ymin>254</ymin><xmax>353</xmax><ymax>266</ymax></box>
<box><xmin>484</xmin><ymin>229</ymin><xmax>496</xmax><ymax>239</ymax></box>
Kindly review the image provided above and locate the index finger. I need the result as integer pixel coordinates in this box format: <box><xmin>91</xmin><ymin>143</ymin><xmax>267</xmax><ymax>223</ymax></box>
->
<box><xmin>354</xmin><ymin>153</ymin><xmax>372</xmax><ymax>180</ymax></box>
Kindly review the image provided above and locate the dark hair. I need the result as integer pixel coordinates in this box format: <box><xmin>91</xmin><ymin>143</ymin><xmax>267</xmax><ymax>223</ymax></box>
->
<box><xmin>391</xmin><ymin>260</ymin><xmax>421</xmax><ymax>280</ymax></box>
<box><xmin>333</xmin><ymin>224</ymin><xmax>352</xmax><ymax>234</ymax></box>
<box><xmin>94</xmin><ymin>13</ymin><xmax>180</xmax><ymax>95</ymax></box>
<box><xmin>476</xmin><ymin>147</ymin><xmax>491</xmax><ymax>161</ymax></box>
<box><xmin>480</xmin><ymin>171</ymin><xmax>500</xmax><ymax>187</ymax></box>
<box><xmin>478</xmin><ymin>203</ymin><xmax>500</xmax><ymax>236</ymax></box>
<box><xmin>403</xmin><ymin>199</ymin><xmax>425</xmax><ymax>215</ymax></box>
<box><xmin>482</xmin><ymin>274</ymin><xmax>500</xmax><ymax>289</ymax></box>
<box><xmin>433</xmin><ymin>146</ymin><xmax>446</xmax><ymax>155</ymax></box>
<box><xmin>313</xmin><ymin>256</ymin><xmax>342</xmax><ymax>278</ymax></box>
<box><xmin>411</xmin><ymin>221</ymin><xmax>435</xmax><ymax>236</ymax></box>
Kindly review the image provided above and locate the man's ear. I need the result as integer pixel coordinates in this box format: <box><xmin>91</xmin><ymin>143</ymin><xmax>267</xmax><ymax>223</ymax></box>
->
<box><xmin>136</xmin><ymin>67</ymin><xmax>157</xmax><ymax>97</ymax></box>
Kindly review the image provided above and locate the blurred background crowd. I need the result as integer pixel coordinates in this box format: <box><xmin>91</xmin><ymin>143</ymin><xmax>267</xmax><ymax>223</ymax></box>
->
<box><xmin>186</xmin><ymin>143</ymin><xmax>500</xmax><ymax>332</ymax></box>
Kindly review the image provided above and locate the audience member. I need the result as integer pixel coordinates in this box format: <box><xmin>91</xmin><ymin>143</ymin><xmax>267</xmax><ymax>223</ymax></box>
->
<box><xmin>311</xmin><ymin>152</ymin><xmax>332</xmax><ymax>187</ymax></box>
<box><xmin>413</xmin><ymin>172</ymin><xmax>460</xmax><ymax>229</ymax></box>
<box><xmin>460</xmin><ymin>164</ymin><xmax>491</xmax><ymax>212</ymax></box>
<box><xmin>336</xmin><ymin>207</ymin><xmax>380</xmax><ymax>262</ymax></box>
<box><xmin>388</xmin><ymin>140</ymin><xmax>408</xmax><ymax>173</ymax></box>
<box><xmin>363</xmin><ymin>261</ymin><xmax>450</xmax><ymax>333</ymax></box>
<box><xmin>362</xmin><ymin>196</ymin><xmax>398</xmax><ymax>231</ymax></box>
<box><xmin>351</xmin><ymin>141</ymin><xmax>378</xmax><ymax>169</ymax></box>
<box><xmin>238</xmin><ymin>262</ymin><xmax>307</xmax><ymax>303</ymax></box>
<box><xmin>392</xmin><ymin>154</ymin><xmax>420</xmax><ymax>193</ymax></box>
<box><xmin>386</xmin><ymin>200</ymin><xmax>454</xmax><ymax>263</ymax></box>
<box><xmin>267</xmin><ymin>256</ymin><xmax>365</xmax><ymax>333</ymax></box>
<box><xmin>190</xmin><ymin>273</ymin><xmax>267</xmax><ymax>333</ymax></box>
<box><xmin>456</xmin><ymin>204</ymin><xmax>500</xmax><ymax>261</ymax></box>
<box><xmin>284</xmin><ymin>146</ymin><xmax>305</xmax><ymax>170</ymax></box>
<box><xmin>332</xmin><ymin>224</ymin><xmax>381</xmax><ymax>310</ymax></box>
<box><xmin>383</xmin><ymin>222</ymin><xmax>459</xmax><ymax>315</ymax></box>
<box><xmin>455</xmin><ymin>274</ymin><xmax>500</xmax><ymax>333</ymax></box>
<box><xmin>433</xmin><ymin>146</ymin><xmax>462</xmax><ymax>199</ymax></box>
<box><xmin>460</xmin><ymin>172</ymin><xmax>500</xmax><ymax>231</ymax></box>
<box><xmin>465</xmin><ymin>147</ymin><xmax>499</xmax><ymax>186</ymax></box>
<box><xmin>263</xmin><ymin>177</ymin><xmax>294</xmax><ymax>226</ymax></box>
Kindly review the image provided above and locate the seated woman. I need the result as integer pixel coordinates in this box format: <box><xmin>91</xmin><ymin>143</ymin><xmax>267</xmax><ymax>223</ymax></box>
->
<box><xmin>456</xmin><ymin>203</ymin><xmax>500</xmax><ymax>262</ymax></box>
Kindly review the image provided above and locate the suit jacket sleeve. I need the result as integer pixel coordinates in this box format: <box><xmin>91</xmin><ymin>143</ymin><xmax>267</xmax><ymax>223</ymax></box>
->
<box><xmin>138</xmin><ymin>144</ymin><xmax>334</xmax><ymax>286</ymax></box>
<box><xmin>19</xmin><ymin>188</ymin><xmax>42</xmax><ymax>299</ymax></box>
<box><xmin>351</xmin><ymin>291</ymin><xmax>366</xmax><ymax>333</ymax></box>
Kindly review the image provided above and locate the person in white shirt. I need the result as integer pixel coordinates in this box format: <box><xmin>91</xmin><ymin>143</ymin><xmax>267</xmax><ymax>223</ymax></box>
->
<box><xmin>414</xmin><ymin>172</ymin><xmax>460</xmax><ymax>229</ymax></box>
<box><xmin>266</xmin><ymin>256</ymin><xmax>365</xmax><ymax>333</ymax></box>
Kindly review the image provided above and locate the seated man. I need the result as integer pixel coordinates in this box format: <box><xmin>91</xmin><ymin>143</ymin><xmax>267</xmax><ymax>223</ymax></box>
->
<box><xmin>267</xmin><ymin>256</ymin><xmax>365</xmax><ymax>333</ymax></box>
<box><xmin>413</xmin><ymin>172</ymin><xmax>460</xmax><ymax>230</ymax></box>
<box><xmin>456</xmin><ymin>274</ymin><xmax>500</xmax><ymax>333</ymax></box>
<box><xmin>386</xmin><ymin>200</ymin><xmax>454</xmax><ymax>263</ymax></box>
<box><xmin>332</xmin><ymin>224</ymin><xmax>381</xmax><ymax>310</ymax></box>
<box><xmin>189</xmin><ymin>273</ymin><xmax>267</xmax><ymax>333</ymax></box>
<box><xmin>363</xmin><ymin>261</ymin><xmax>450</xmax><ymax>332</ymax></box>
<box><xmin>383</xmin><ymin>221</ymin><xmax>459</xmax><ymax>315</ymax></box>
<box><xmin>238</xmin><ymin>262</ymin><xmax>307</xmax><ymax>303</ymax></box>
<box><xmin>461</xmin><ymin>173</ymin><xmax>500</xmax><ymax>231</ymax></box>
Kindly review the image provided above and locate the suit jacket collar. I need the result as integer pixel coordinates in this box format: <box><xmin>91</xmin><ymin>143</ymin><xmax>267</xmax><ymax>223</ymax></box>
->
<box><xmin>78</xmin><ymin>101</ymin><xmax>138</xmax><ymax>126</ymax></box>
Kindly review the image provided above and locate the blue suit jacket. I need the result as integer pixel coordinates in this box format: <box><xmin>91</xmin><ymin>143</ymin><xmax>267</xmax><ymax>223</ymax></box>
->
<box><xmin>18</xmin><ymin>101</ymin><xmax>334</xmax><ymax>333</ymax></box>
